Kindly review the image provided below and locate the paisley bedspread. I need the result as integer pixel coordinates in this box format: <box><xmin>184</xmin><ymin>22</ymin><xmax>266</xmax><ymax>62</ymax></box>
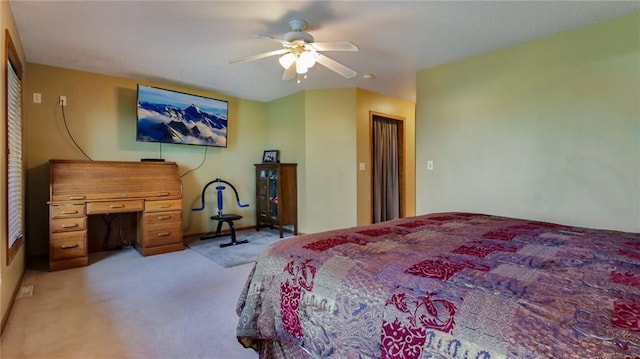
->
<box><xmin>236</xmin><ymin>212</ymin><xmax>640</xmax><ymax>358</ymax></box>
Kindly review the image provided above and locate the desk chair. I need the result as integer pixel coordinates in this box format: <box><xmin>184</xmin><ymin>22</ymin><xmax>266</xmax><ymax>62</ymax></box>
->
<box><xmin>192</xmin><ymin>178</ymin><xmax>249</xmax><ymax>248</ymax></box>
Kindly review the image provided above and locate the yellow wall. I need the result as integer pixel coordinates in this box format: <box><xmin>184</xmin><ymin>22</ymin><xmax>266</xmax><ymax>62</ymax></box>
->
<box><xmin>266</xmin><ymin>91</ymin><xmax>306</xmax><ymax>164</ymax></box>
<box><xmin>356</xmin><ymin>88</ymin><xmax>416</xmax><ymax>226</ymax></box>
<box><xmin>303</xmin><ymin>89</ymin><xmax>358</xmax><ymax>233</ymax></box>
<box><xmin>416</xmin><ymin>12</ymin><xmax>640</xmax><ymax>232</ymax></box>
<box><xmin>265</xmin><ymin>92</ymin><xmax>307</xmax><ymax>229</ymax></box>
<box><xmin>1</xmin><ymin>0</ymin><xmax>27</xmax><ymax>331</ymax></box>
<box><xmin>264</xmin><ymin>89</ymin><xmax>416</xmax><ymax>233</ymax></box>
<box><xmin>24</xmin><ymin>64</ymin><xmax>266</xmax><ymax>257</ymax></box>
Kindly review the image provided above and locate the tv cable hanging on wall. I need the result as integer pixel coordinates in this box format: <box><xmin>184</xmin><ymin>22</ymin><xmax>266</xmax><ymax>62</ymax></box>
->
<box><xmin>59</xmin><ymin>98</ymin><xmax>92</xmax><ymax>161</ymax></box>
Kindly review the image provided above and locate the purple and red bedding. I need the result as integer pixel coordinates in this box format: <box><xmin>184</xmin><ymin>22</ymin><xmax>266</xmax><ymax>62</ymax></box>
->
<box><xmin>236</xmin><ymin>212</ymin><xmax>640</xmax><ymax>358</ymax></box>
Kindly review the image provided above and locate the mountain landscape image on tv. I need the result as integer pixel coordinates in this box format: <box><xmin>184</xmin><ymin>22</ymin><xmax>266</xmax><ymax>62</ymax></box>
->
<box><xmin>136</xmin><ymin>84</ymin><xmax>228</xmax><ymax>148</ymax></box>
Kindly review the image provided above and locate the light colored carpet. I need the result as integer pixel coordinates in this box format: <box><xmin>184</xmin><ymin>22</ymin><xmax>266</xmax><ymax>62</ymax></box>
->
<box><xmin>1</xmin><ymin>248</ymin><xmax>258</xmax><ymax>359</ymax></box>
<box><xmin>185</xmin><ymin>228</ymin><xmax>293</xmax><ymax>268</ymax></box>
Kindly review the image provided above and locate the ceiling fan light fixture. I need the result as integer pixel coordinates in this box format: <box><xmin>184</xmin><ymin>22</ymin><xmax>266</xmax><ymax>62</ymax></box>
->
<box><xmin>299</xmin><ymin>50</ymin><xmax>317</xmax><ymax>68</ymax></box>
<box><xmin>279</xmin><ymin>53</ymin><xmax>296</xmax><ymax>69</ymax></box>
<box><xmin>295</xmin><ymin>60</ymin><xmax>308</xmax><ymax>74</ymax></box>
<box><xmin>231</xmin><ymin>19</ymin><xmax>358</xmax><ymax>81</ymax></box>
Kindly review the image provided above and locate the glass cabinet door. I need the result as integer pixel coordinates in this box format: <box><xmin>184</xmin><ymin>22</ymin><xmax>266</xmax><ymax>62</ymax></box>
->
<box><xmin>254</xmin><ymin>163</ymin><xmax>297</xmax><ymax>237</ymax></box>
<box><xmin>268</xmin><ymin>170</ymin><xmax>278</xmax><ymax>219</ymax></box>
<box><xmin>258</xmin><ymin>170</ymin><xmax>268</xmax><ymax>218</ymax></box>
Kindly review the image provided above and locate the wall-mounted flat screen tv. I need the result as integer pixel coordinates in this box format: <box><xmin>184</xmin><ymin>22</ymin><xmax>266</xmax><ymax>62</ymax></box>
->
<box><xmin>136</xmin><ymin>84</ymin><xmax>228</xmax><ymax>148</ymax></box>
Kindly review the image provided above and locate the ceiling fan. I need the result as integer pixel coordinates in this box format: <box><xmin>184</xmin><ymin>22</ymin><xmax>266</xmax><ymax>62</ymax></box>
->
<box><xmin>230</xmin><ymin>19</ymin><xmax>358</xmax><ymax>81</ymax></box>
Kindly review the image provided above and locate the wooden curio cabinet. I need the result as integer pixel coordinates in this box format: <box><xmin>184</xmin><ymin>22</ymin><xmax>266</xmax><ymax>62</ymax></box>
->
<box><xmin>254</xmin><ymin>163</ymin><xmax>297</xmax><ymax>238</ymax></box>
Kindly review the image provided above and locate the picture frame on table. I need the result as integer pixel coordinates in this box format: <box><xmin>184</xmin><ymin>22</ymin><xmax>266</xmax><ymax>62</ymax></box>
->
<box><xmin>262</xmin><ymin>150</ymin><xmax>280</xmax><ymax>163</ymax></box>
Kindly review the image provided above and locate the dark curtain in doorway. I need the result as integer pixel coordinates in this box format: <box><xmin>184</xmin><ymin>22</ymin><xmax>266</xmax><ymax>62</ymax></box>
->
<box><xmin>372</xmin><ymin>116</ymin><xmax>399</xmax><ymax>223</ymax></box>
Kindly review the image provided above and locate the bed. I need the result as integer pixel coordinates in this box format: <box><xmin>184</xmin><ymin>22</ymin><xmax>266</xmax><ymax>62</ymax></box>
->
<box><xmin>236</xmin><ymin>212</ymin><xmax>640</xmax><ymax>358</ymax></box>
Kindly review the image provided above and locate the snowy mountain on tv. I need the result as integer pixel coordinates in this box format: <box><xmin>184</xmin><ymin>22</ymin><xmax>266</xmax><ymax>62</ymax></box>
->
<box><xmin>137</xmin><ymin>101</ymin><xmax>227</xmax><ymax>147</ymax></box>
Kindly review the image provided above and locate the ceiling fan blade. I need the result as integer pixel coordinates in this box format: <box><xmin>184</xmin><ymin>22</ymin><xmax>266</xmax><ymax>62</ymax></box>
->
<box><xmin>282</xmin><ymin>63</ymin><xmax>296</xmax><ymax>80</ymax></box>
<box><xmin>315</xmin><ymin>53</ymin><xmax>357</xmax><ymax>79</ymax></box>
<box><xmin>229</xmin><ymin>48</ymin><xmax>289</xmax><ymax>64</ymax></box>
<box><xmin>308</xmin><ymin>41</ymin><xmax>358</xmax><ymax>52</ymax></box>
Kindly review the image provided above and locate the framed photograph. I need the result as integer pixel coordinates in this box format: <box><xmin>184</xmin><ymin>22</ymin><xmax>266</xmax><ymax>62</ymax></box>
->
<box><xmin>262</xmin><ymin>150</ymin><xmax>279</xmax><ymax>163</ymax></box>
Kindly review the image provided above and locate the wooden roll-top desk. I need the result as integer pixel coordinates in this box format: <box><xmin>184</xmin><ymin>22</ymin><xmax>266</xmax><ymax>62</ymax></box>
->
<box><xmin>48</xmin><ymin>160</ymin><xmax>184</xmax><ymax>271</ymax></box>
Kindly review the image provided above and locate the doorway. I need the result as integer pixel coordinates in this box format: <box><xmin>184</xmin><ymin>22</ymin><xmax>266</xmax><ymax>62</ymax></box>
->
<box><xmin>371</xmin><ymin>112</ymin><xmax>404</xmax><ymax>223</ymax></box>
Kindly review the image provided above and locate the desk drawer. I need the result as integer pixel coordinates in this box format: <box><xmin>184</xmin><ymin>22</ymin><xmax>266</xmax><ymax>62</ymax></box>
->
<box><xmin>144</xmin><ymin>210</ymin><xmax>182</xmax><ymax>225</ymax></box>
<box><xmin>87</xmin><ymin>200</ymin><xmax>144</xmax><ymax>214</ymax></box>
<box><xmin>51</xmin><ymin>203</ymin><xmax>86</xmax><ymax>219</ymax></box>
<box><xmin>51</xmin><ymin>231</ymin><xmax>87</xmax><ymax>261</ymax></box>
<box><xmin>145</xmin><ymin>199</ymin><xmax>182</xmax><ymax>213</ymax></box>
<box><xmin>143</xmin><ymin>222</ymin><xmax>182</xmax><ymax>248</ymax></box>
<box><xmin>51</xmin><ymin>217</ymin><xmax>87</xmax><ymax>233</ymax></box>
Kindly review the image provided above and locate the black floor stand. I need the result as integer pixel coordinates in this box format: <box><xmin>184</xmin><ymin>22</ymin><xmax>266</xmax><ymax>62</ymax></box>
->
<box><xmin>200</xmin><ymin>214</ymin><xmax>248</xmax><ymax>248</ymax></box>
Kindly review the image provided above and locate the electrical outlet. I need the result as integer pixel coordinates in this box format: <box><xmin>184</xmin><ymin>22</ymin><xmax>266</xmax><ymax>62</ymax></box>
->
<box><xmin>59</xmin><ymin>96</ymin><xmax>67</xmax><ymax>106</ymax></box>
<box><xmin>427</xmin><ymin>160</ymin><xmax>434</xmax><ymax>170</ymax></box>
<box><xmin>33</xmin><ymin>93</ymin><xmax>42</xmax><ymax>104</ymax></box>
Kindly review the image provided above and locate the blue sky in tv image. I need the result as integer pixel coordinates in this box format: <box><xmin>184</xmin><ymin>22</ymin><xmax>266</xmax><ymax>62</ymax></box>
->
<box><xmin>138</xmin><ymin>84</ymin><xmax>228</xmax><ymax>116</ymax></box>
<box><xmin>136</xmin><ymin>84</ymin><xmax>228</xmax><ymax>147</ymax></box>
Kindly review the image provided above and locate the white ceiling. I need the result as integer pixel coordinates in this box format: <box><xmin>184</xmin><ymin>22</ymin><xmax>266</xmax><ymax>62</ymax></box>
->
<box><xmin>9</xmin><ymin>1</ymin><xmax>640</xmax><ymax>103</ymax></box>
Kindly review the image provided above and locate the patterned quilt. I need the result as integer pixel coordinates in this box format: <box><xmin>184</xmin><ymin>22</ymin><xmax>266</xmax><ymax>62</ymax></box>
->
<box><xmin>236</xmin><ymin>212</ymin><xmax>640</xmax><ymax>358</ymax></box>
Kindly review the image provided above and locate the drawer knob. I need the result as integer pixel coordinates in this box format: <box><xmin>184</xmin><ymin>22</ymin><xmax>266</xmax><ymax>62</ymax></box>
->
<box><xmin>68</xmin><ymin>196</ymin><xmax>86</xmax><ymax>200</ymax></box>
<box><xmin>157</xmin><ymin>204</ymin><xmax>171</xmax><ymax>208</ymax></box>
<box><xmin>109</xmin><ymin>204</ymin><xmax>125</xmax><ymax>208</ymax></box>
<box><xmin>60</xmin><ymin>224</ymin><xmax>79</xmax><ymax>228</ymax></box>
<box><xmin>157</xmin><ymin>215</ymin><xmax>170</xmax><ymax>220</ymax></box>
<box><xmin>156</xmin><ymin>192</ymin><xmax>170</xmax><ymax>197</ymax></box>
<box><xmin>157</xmin><ymin>231</ymin><xmax>171</xmax><ymax>237</ymax></box>
<box><xmin>60</xmin><ymin>243</ymin><xmax>79</xmax><ymax>249</ymax></box>
<box><xmin>60</xmin><ymin>210</ymin><xmax>79</xmax><ymax>215</ymax></box>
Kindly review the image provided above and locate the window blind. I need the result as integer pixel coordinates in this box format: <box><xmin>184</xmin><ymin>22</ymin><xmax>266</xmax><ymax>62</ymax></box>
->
<box><xmin>7</xmin><ymin>59</ymin><xmax>23</xmax><ymax>248</ymax></box>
